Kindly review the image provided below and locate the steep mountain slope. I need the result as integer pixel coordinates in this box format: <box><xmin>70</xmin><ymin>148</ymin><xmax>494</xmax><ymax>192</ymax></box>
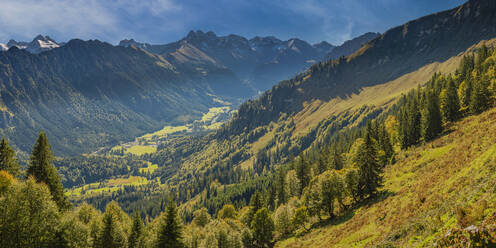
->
<box><xmin>0</xmin><ymin>40</ymin><xmax>241</xmax><ymax>155</ymax></box>
<box><xmin>223</xmin><ymin>0</ymin><xmax>496</xmax><ymax>138</ymax></box>
<box><xmin>277</xmin><ymin>106</ymin><xmax>496</xmax><ymax>247</ymax></box>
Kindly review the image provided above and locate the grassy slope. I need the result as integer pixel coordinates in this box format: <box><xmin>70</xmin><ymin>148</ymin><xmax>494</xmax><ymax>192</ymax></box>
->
<box><xmin>276</xmin><ymin>107</ymin><xmax>496</xmax><ymax>247</ymax></box>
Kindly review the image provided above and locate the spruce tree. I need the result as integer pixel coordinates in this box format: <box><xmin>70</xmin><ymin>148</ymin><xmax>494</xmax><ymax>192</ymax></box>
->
<box><xmin>99</xmin><ymin>207</ymin><xmax>127</xmax><ymax>248</ymax></box>
<box><xmin>0</xmin><ymin>138</ymin><xmax>21</xmax><ymax>177</ymax></box>
<box><xmin>27</xmin><ymin>132</ymin><xmax>71</xmax><ymax>210</ymax></box>
<box><xmin>128</xmin><ymin>212</ymin><xmax>144</xmax><ymax>248</ymax></box>
<box><xmin>469</xmin><ymin>79</ymin><xmax>490</xmax><ymax>115</ymax></box>
<box><xmin>356</xmin><ymin>123</ymin><xmax>382</xmax><ymax>200</ymax></box>
<box><xmin>329</xmin><ymin>146</ymin><xmax>343</xmax><ymax>170</ymax></box>
<box><xmin>157</xmin><ymin>201</ymin><xmax>184</xmax><ymax>248</ymax></box>
<box><xmin>275</xmin><ymin>167</ymin><xmax>287</xmax><ymax>206</ymax></box>
<box><xmin>295</xmin><ymin>155</ymin><xmax>311</xmax><ymax>195</ymax></box>
<box><xmin>421</xmin><ymin>92</ymin><xmax>443</xmax><ymax>142</ymax></box>
<box><xmin>440</xmin><ymin>79</ymin><xmax>460</xmax><ymax>123</ymax></box>
<box><xmin>377</xmin><ymin>124</ymin><xmax>394</xmax><ymax>166</ymax></box>
<box><xmin>247</xmin><ymin>192</ymin><xmax>263</xmax><ymax>226</ymax></box>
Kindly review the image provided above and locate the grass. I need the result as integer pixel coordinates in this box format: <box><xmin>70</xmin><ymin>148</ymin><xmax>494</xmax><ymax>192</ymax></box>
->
<box><xmin>66</xmin><ymin>176</ymin><xmax>154</xmax><ymax>197</ymax></box>
<box><xmin>140</xmin><ymin>125</ymin><xmax>190</xmax><ymax>140</ymax></box>
<box><xmin>276</xmin><ymin>107</ymin><xmax>496</xmax><ymax>247</ymax></box>
<box><xmin>125</xmin><ymin>145</ymin><xmax>157</xmax><ymax>155</ymax></box>
<box><xmin>139</xmin><ymin>162</ymin><xmax>159</xmax><ymax>174</ymax></box>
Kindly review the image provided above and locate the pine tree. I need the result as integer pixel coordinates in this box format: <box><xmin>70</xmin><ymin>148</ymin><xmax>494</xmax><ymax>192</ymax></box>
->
<box><xmin>128</xmin><ymin>212</ymin><xmax>144</xmax><ymax>248</ymax></box>
<box><xmin>26</xmin><ymin>132</ymin><xmax>71</xmax><ymax>210</ymax></box>
<box><xmin>421</xmin><ymin>91</ymin><xmax>443</xmax><ymax>142</ymax></box>
<box><xmin>250</xmin><ymin>208</ymin><xmax>274</xmax><ymax>248</ymax></box>
<box><xmin>295</xmin><ymin>156</ymin><xmax>311</xmax><ymax>195</ymax></box>
<box><xmin>355</xmin><ymin>123</ymin><xmax>382</xmax><ymax>199</ymax></box>
<box><xmin>0</xmin><ymin>138</ymin><xmax>21</xmax><ymax>178</ymax></box>
<box><xmin>275</xmin><ymin>167</ymin><xmax>287</xmax><ymax>206</ymax></box>
<box><xmin>440</xmin><ymin>79</ymin><xmax>460</xmax><ymax>123</ymax></box>
<box><xmin>157</xmin><ymin>201</ymin><xmax>184</xmax><ymax>248</ymax></box>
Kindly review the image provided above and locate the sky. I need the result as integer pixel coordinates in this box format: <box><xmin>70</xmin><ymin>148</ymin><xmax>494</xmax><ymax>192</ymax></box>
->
<box><xmin>0</xmin><ymin>0</ymin><xmax>466</xmax><ymax>46</ymax></box>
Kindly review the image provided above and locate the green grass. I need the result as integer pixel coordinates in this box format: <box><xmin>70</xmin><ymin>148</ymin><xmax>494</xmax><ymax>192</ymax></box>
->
<box><xmin>139</xmin><ymin>162</ymin><xmax>159</xmax><ymax>174</ymax></box>
<box><xmin>66</xmin><ymin>176</ymin><xmax>153</xmax><ymax>197</ymax></box>
<box><xmin>140</xmin><ymin>125</ymin><xmax>190</xmax><ymax>140</ymax></box>
<box><xmin>124</xmin><ymin>145</ymin><xmax>157</xmax><ymax>155</ymax></box>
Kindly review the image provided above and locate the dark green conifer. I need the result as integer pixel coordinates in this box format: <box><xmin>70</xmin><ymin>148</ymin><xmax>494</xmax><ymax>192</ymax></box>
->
<box><xmin>27</xmin><ymin>132</ymin><xmax>71</xmax><ymax>210</ymax></box>
<box><xmin>275</xmin><ymin>167</ymin><xmax>287</xmax><ymax>206</ymax></box>
<box><xmin>421</xmin><ymin>92</ymin><xmax>443</xmax><ymax>142</ymax></box>
<box><xmin>469</xmin><ymin>79</ymin><xmax>490</xmax><ymax>114</ymax></box>
<box><xmin>295</xmin><ymin>155</ymin><xmax>311</xmax><ymax>195</ymax></box>
<box><xmin>440</xmin><ymin>79</ymin><xmax>460</xmax><ymax>123</ymax></box>
<box><xmin>356</xmin><ymin>123</ymin><xmax>382</xmax><ymax>199</ymax></box>
<box><xmin>128</xmin><ymin>211</ymin><xmax>144</xmax><ymax>248</ymax></box>
<box><xmin>157</xmin><ymin>201</ymin><xmax>184</xmax><ymax>248</ymax></box>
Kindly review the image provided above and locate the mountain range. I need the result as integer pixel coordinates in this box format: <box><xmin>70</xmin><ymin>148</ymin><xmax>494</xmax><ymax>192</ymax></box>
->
<box><xmin>119</xmin><ymin>31</ymin><xmax>379</xmax><ymax>92</ymax></box>
<box><xmin>0</xmin><ymin>31</ymin><xmax>377</xmax><ymax>155</ymax></box>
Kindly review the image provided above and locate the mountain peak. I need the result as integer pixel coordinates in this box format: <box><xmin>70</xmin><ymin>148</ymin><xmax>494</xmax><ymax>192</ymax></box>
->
<box><xmin>185</xmin><ymin>30</ymin><xmax>217</xmax><ymax>41</ymax></box>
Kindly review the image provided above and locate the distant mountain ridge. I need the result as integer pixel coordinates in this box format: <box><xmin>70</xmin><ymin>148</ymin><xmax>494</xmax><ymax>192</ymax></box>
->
<box><xmin>119</xmin><ymin>31</ymin><xmax>377</xmax><ymax>92</ymax></box>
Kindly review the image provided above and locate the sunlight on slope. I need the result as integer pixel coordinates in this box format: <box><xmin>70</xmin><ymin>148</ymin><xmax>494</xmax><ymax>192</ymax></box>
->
<box><xmin>276</xmin><ymin>107</ymin><xmax>496</xmax><ymax>247</ymax></box>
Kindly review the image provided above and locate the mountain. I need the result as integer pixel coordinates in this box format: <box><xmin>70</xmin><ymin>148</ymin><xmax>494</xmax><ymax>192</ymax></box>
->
<box><xmin>73</xmin><ymin>0</ymin><xmax>496</xmax><ymax>226</ymax></box>
<box><xmin>4</xmin><ymin>35</ymin><xmax>60</xmax><ymax>53</ymax></box>
<box><xmin>326</xmin><ymin>32</ymin><xmax>380</xmax><ymax>59</ymax></box>
<box><xmin>0</xmin><ymin>43</ymin><xmax>7</xmax><ymax>51</ymax></box>
<box><xmin>224</xmin><ymin>0</ymin><xmax>496</xmax><ymax>138</ymax></box>
<box><xmin>119</xmin><ymin>31</ymin><xmax>373</xmax><ymax>92</ymax></box>
<box><xmin>313</xmin><ymin>41</ymin><xmax>335</xmax><ymax>54</ymax></box>
<box><xmin>0</xmin><ymin>39</ymin><xmax>246</xmax><ymax>155</ymax></box>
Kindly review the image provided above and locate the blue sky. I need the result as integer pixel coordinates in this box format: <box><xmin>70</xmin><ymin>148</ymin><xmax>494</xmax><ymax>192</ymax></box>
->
<box><xmin>0</xmin><ymin>0</ymin><xmax>466</xmax><ymax>45</ymax></box>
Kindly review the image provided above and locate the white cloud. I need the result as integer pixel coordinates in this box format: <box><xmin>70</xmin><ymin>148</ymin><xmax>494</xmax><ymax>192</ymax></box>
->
<box><xmin>0</xmin><ymin>0</ymin><xmax>181</xmax><ymax>43</ymax></box>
